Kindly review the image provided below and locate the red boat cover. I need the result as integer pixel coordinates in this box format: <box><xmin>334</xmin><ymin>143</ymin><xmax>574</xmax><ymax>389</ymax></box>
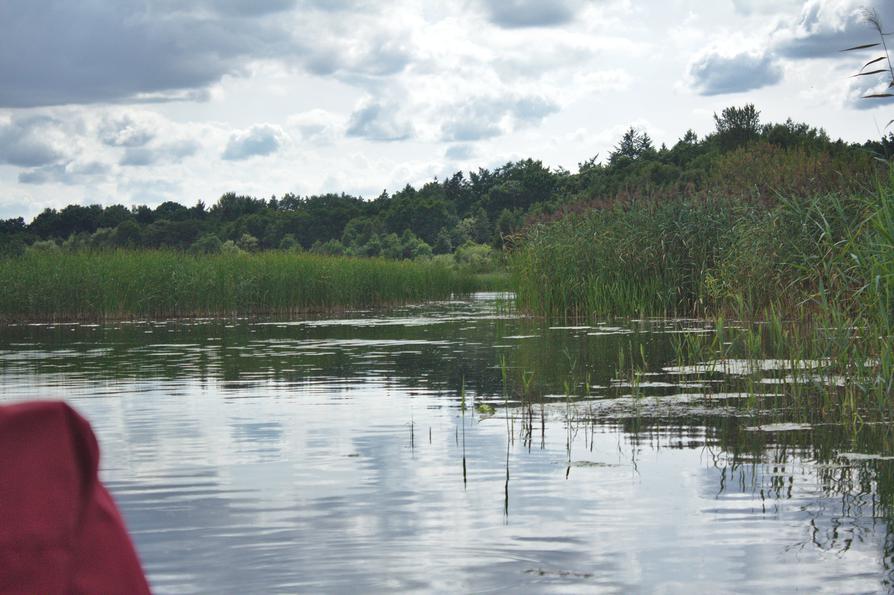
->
<box><xmin>0</xmin><ymin>401</ymin><xmax>151</xmax><ymax>594</ymax></box>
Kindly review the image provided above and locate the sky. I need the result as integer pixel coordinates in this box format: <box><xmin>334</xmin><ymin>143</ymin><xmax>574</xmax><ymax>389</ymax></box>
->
<box><xmin>1</xmin><ymin>0</ymin><xmax>893</xmax><ymax>220</ymax></box>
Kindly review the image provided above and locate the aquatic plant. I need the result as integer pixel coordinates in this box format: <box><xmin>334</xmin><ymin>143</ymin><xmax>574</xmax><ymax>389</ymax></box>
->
<box><xmin>0</xmin><ymin>249</ymin><xmax>477</xmax><ymax>321</ymax></box>
<box><xmin>510</xmin><ymin>178</ymin><xmax>894</xmax><ymax>414</ymax></box>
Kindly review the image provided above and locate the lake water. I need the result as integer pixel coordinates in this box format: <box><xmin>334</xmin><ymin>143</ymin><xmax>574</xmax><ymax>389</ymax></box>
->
<box><xmin>1</xmin><ymin>293</ymin><xmax>892</xmax><ymax>593</ymax></box>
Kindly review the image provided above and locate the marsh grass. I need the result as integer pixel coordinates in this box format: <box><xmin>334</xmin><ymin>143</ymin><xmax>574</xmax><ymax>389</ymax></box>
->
<box><xmin>511</xmin><ymin>195</ymin><xmax>742</xmax><ymax>319</ymax></box>
<box><xmin>510</xmin><ymin>180</ymin><xmax>894</xmax><ymax>416</ymax></box>
<box><xmin>0</xmin><ymin>249</ymin><xmax>477</xmax><ymax>321</ymax></box>
<box><xmin>472</xmin><ymin>271</ymin><xmax>513</xmax><ymax>292</ymax></box>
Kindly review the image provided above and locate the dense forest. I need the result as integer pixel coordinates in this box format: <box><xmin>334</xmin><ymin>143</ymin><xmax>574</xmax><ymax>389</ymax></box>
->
<box><xmin>0</xmin><ymin>105</ymin><xmax>887</xmax><ymax>262</ymax></box>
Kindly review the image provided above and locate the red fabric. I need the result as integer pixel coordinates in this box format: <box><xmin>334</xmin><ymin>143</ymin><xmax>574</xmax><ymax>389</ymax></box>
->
<box><xmin>0</xmin><ymin>401</ymin><xmax>151</xmax><ymax>594</ymax></box>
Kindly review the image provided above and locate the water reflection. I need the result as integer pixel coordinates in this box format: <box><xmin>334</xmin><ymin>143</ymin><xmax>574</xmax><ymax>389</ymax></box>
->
<box><xmin>1</xmin><ymin>293</ymin><xmax>892</xmax><ymax>592</ymax></box>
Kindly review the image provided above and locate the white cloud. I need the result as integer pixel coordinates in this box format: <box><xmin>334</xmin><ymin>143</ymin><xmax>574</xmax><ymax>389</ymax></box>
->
<box><xmin>287</xmin><ymin>109</ymin><xmax>345</xmax><ymax>144</ymax></box>
<box><xmin>732</xmin><ymin>0</ymin><xmax>803</xmax><ymax>16</ymax></box>
<box><xmin>222</xmin><ymin>124</ymin><xmax>288</xmax><ymax>160</ymax></box>
<box><xmin>121</xmin><ymin>140</ymin><xmax>200</xmax><ymax>166</ymax></box>
<box><xmin>0</xmin><ymin>0</ymin><xmax>299</xmax><ymax>107</ymax></box>
<box><xmin>299</xmin><ymin>34</ymin><xmax>413</xmax><ymax>82</ymax></box>
<box><xmin>18</xmin><ymin>160</ymin><xmax>111</xmax><ymax>185</ymax></box>
<box><xmin>118</xmin><ymin>177</ymin><xmax>184</xmax><ymax>206</ymax></box>
<box><xmin>479</xmin><ymin>0</ymin><xmax>583</xmax><ymax>28</ymax></box>
<box><xmin>0</xmin><ymin>116</ymin><xmax>69</xmax><ymax>167</ymax></box>
<box><xmin>439</xmin><ymin>94</ymin><xmax>558</xmax><ymax>141</ymax></box>
<box><xmin>688</xmin><ymin>48</ymin><xmax>784</xmax><ymax>96</ymax></box>
<box><xmin>842</xmin><ymin>71</ymin><xmax>894</xmax><ymax>110</ymax></box>
<box><xmin>445</xmin><ymin>144</ymin><xmax>477</xmax><ymax>161</ymax></box>
<box><xmin>492</xmin><ymin>41</ymin><xmax>599</xmax><ymax>82</ymax></box>
<box><xmin>771</xmin><ymin>0</ymin><xmax>894</xmax><ymax>59</ymax></box>
<box><xmin>98</xmin><ymin>113</ymin><xmax>159</xmax><ymax>147</ymax></box>
<box><xmin>346</xmin><ymin>98</ymin><xmax>414</xmax><ymax>142</ymax></box>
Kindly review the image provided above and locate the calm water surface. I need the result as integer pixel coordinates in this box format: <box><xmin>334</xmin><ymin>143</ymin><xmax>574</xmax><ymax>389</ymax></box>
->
<box><xmin>1</xmin><ymin>293</ymin><xmax>893</xmax><ymax>593</ymax></box>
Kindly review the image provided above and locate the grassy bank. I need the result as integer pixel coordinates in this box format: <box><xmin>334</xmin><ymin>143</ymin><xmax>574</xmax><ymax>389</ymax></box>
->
<box><xmin>510</xmin><ymin>181</ymin><xmax>894</xmax><ymax>409</ymax></box>
<box><xmin>0</xmin><ymin>250</ymin><xmax>478</xmax><ymax>321</ymax></box>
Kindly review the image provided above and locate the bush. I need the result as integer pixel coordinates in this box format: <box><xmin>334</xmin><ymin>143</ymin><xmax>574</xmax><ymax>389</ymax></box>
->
<box><xmin>310</xmin><ymin>239</ymin><xmax>346</xmax><ymax>256</ymax></box>
<box><xmin>237</xmin><ymin>233</ymin><xmax>259</xmax><ymax>252</ymax></box>
<box><xmin>454</xmin><ymin>242</ymin><xmax>499</xmax><ymax>273</ymax></box>
<box><xmin>221</xmin><ymin>240</ymin><xmax>243</xmax><ymax>255</ymax></box>
<box><xmin>279</xmin><ymin>234</ymin><xmax>301</xmax><ymax>251</ymax></box>
<box><xmin>27</xmin><ymin>239</ymin><xmax>60</xmax><ymax>253</ymax></box>
<box><xmin>190</xmin><ymin>233</ymin><xmax>223</xmax><ymax>255</ymax></box>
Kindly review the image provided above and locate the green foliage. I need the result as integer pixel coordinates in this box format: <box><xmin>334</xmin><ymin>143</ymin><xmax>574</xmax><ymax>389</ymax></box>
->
<box><xmin>608</xmin><ymin>127</ymin><xmax>654</xmax><ymax>165</ymax></box>
<box><xmin>190</xmin><ymin>233</ymin><xmax>223</xmax><ymax>255</ymax></box>
<box><xmin>383</xmin><ymin>185</ymin><xmax>454</xmax><ymax>245</ymax></box>
<box><xmin>237</xmin><ymin>233</ymin><xmax>260</xmax><ymax>252</ymax></box>
<box><xmin>453</xmin><ymin>242</ymin><xmax>499</xmax><ymax>274</ymax></box>
<box><xmin>705</xmin><ymin>193</ymin><xmax>875</xmax><ymax>314</ymax></box>
<box><xmin>511</xmin><ymin>197</ymin><xmax>738</xmax><ymax>318</ymax></box>
<box><xmin>341</xmin><ymin>216</ymin><xmax>381</xmax><ymax>249</ymax></box>
<box><xmin>493</xmin><ymin>208</ymin><xmax>523</xmax><ymax>248</ymax></box>
<box><xmin>221</xmin><ymin>240</ymin><xmax>242</xmax><ymax>255</ymax></box>
<box><xmin>0</xmin><ymin>250</ymin><xmax>477</xmax><ymax>320</ymax></box>
<box><xmin>512</xmin><ymin>185</ymin><xmax>894</xmax><ymax>321</ymax></box>
<box><xmin>712</xmin><ymin>104</ymin><xmax>762</xmax><ymax>150</ymax></box>
<box><xmin>154</xmin><ymin>201</ymin><xmax>191</xmax><ymax>221</ymax></box>
<box><xmin>762</xmin><ymin>119</ymin><xmax>830</xmax><ymax>150</ymax></box>
<box><xmin>378</xmin><ymin>233</ymin><xmax>400</xmax><ymax>259</ymax></box>
<box><xmin>142</xmin><ymin>219</ymin><xmax>199</xmax><ymax>249</ymax></box>
<box><xmin>456</xmin><ymin>208</ymin><xmax>491</xmax><ymax>245</ymax></box>
<box><xmin>62</xmin><ymin>232</ymin><xmax>92</xmax><ymax>252</ymax></box>
<box><xmin>90</xmin><ymin>228</ymin><xmax>115</xmax><ymax>249</ymax></box>
<box><xmin>0</xmin><ymin>235</ymin><xmax>26</xmax><ymax>258</ymax></box>
<box><xmin>399</xmin><ymin>229</ymin><xmax>432</xmax><ymax>259</ymax></box>
<box><xmin>278</xmin><ymin>234</ymin><xmax>301</xmax><ymax>251</ymax></box>
<box><xmin>114</xmin><ymin>219</ymin><xmax>143</xmax><ymax>248</ymax></box>
<box><xmin>211</xmin><ymin>192</ymin><xmax>266</xmax><ymax>221</ymax></box>
<box><xmin>0</xmin><ymin>106</ymin><xmax>884</xmax><ymax>261</ymax></box>
<box><xmin>433</xmin><ymin>228</ymin><xmax>452</xmax><ymax>255</ymax></box>
<box><xmin>311</xmin><ymin>239</ymin><xmax>347</xmax><ymax>256</ymax></box>
<box><xmin>509</xmin><ymin>180</ymin><xmax>894</xmax><ymax>398</ymax></box>
<box><xmin>27</xmin><ymin>239</ymin><xmax>60</xmax><ymax>253</ymax></box>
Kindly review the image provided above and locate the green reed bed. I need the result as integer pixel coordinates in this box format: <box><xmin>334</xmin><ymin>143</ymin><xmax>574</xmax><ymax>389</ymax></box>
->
<box><xmin>511</xmin><ymin>196</ymin><xmax>745</xmax><ymax>318</ymax></box>
<box><xmin>510</xmin><ymin>181</ymin><xmax>894</xmax><ymax>412</ymax></box>
<box><xmin>0</xmin><ymin>250</ymin><xmax>477</xmax><ymax>321</ymax></box>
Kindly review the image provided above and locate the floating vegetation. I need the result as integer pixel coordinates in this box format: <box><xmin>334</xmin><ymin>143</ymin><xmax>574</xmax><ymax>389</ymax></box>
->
<box><xmin>475</xmin><ymin>403</ymin><xmax>496</xmax><ymax>415</ymax></box>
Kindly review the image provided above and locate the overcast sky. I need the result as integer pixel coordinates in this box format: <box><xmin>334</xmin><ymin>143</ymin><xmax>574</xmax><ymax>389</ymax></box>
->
<box><xmin>1</xmin><ymin>0</ymin><xmax>892</xmax><ymax>219</ymax></box>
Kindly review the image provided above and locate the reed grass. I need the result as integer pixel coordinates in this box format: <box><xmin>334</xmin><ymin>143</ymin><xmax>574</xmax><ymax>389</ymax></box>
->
<box><xmin>511</xmin><ymin>196</ymin><xmax>744</xmax><ymax>318</ymax></box>
<box><xmin>0</xmin><ymin>249</ymin><xmax>477</xmax><ymax>321</ymax></box>
<box><xmin>509</xmin><ymin>179</ymin><xmax>894</xmax><ymax>411</ymax></box>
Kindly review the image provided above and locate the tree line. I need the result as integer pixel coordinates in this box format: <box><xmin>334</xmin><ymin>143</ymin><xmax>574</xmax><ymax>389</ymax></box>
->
<box><xmin>0</xmin><ymin>105</ymin><xmax>885</xmax><ymax>260</ymax></box>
